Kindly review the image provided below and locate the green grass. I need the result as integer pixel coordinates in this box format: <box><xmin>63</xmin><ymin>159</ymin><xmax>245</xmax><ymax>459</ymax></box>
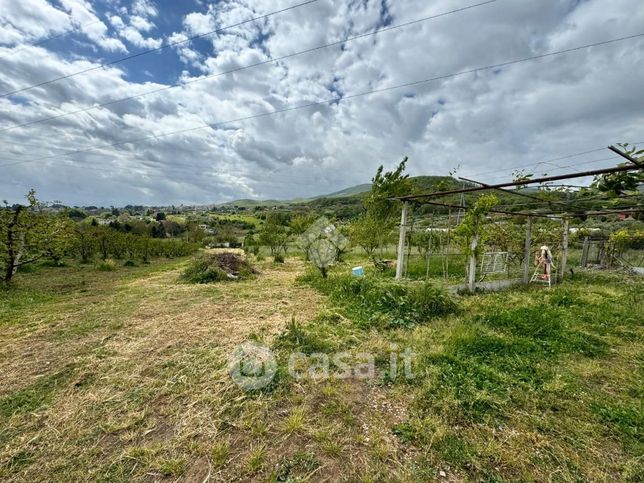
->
<box><xmin>290</xmin><ymin>268</ymin><xmax>643</xmax><ymax>480</ymax></box>
<box><xmin>0</xmin><ymin>257</ymin><xmax>642</xmax><ymax>481</ymax></box>
<box><xmin>297</xmin><ymin>270</ymin><xmax>458</xmax><ymax>329</ymax></box>
<box><xmin>0</xmin><ymin>366</ymin><xmax>76</xmax><ymax>418</ymax></box>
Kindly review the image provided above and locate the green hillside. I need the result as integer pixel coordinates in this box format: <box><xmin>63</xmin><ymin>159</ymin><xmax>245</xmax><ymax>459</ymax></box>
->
<box><xmin>311</xmin><ymin>183</ymin><xmax>373</xmax><ymax>199</ymax></box>
<box><xmin>219</xmin><ymin>176</ymin><xmax>460</xmax><ymax>209</ymax></box>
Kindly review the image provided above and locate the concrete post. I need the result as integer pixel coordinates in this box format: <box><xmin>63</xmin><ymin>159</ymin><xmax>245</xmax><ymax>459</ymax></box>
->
<box><xmin>467</xmin><ymin>224</ymin><xmax>478</xmax><ymax>292</ymax></box>
<box><xmin>523</xmin><ymin>217</ymin><xmax>532</xmax><ymax>284</ymax></box>
<box><xmin>395</xmin><ymin>202</ymin><xmax>408</xmax><ymax>280</ymax></box>
<box><xmin>560</xmin><ymin>218</ymin><xmax>569</xmax><ymax>281</ymax></box>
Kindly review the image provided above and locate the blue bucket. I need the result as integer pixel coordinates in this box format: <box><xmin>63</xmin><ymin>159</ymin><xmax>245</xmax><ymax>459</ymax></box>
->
<box><xmin>352</xmin><ymin>266</ymin><xmax>365</xmax><ymax>277</ymax></box>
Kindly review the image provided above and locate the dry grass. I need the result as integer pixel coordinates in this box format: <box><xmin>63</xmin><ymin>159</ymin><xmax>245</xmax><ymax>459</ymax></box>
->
<box><xmin>1</xmin><ymin>257</ymin><xmax>358</xmax><ymax>481</ymax></box>
<box><xmin>1</xmin><ymin>257</ymin><xmax>642</xmax><ymax>481</ymax></box>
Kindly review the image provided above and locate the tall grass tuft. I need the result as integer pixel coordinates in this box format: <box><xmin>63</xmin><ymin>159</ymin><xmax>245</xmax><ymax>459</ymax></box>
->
<box><xmin>299</xmin><ymin>272</ymin><xmax>458</xmax><ymax>328</ymax></box>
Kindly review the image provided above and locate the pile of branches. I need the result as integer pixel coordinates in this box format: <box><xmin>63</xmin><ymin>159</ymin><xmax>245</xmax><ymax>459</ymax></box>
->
<box><xmin>181</xmin><ymin>252</ymin><xmax>257</xmax><ymax>283</ymax></box>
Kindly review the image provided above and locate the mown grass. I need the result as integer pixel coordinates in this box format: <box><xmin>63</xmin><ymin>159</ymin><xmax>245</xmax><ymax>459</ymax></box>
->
<box><xmin>0</xmin><ymin>256</ymin><xmax>641</xmax><ymax>481</ymax></box>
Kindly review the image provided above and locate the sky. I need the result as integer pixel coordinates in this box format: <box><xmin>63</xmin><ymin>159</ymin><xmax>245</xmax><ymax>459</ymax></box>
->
<box><xmin>0</xmin><ymin>0</ymin><xmax>643</xmax><ymax>207</ymax></box>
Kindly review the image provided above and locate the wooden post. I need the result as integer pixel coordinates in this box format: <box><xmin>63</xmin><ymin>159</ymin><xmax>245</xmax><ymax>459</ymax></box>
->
<box><xmin>467</xmin><ymin>223</ymin><xmax>478</xmax><ymax>292</ymax></box>
<box><xmin>560</xmin><ymin>218</ymin><xmax>569</xmax><ymax>281</ymax></box>
<box><xmin>395</xmin><ymin>202</ymin><xmax>408</xmax><ymax>280</ymax></box>
<box><xmin>523</xmin><ymin>217</ymin><xmax>532</xmax><ymax>284</ymax></box>
<box><xmin>581</xmin><ymin>236</ymin><xmax>590</xmax><ymax>267</ymax></box>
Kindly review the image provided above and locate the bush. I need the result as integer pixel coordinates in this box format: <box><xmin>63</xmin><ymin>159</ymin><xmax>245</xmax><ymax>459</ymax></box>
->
<box><xmin>181</xmin><ymin>252</ymin><xmax>256</xmax><ymax>284</ymax></box>
<box><xmin>301</xmin><ymin>272</ymin><xmax>458</xmax><ymax>328</ymax></box>
<box><xmin>97</xmin><ymin>259</ymin><xmax>117</xmax><ymax>271</ymax></box>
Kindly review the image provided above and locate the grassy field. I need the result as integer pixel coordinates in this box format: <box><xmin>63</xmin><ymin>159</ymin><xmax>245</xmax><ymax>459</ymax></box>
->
<box><xmin>209</xmin><ymin>213</ymin><xmax>263</xmax><ymax>228</ymax></box>
<box><xmin>0</xmin><ymin>255</ymin><xmax>642</xmax><ymax>481</ymax></box>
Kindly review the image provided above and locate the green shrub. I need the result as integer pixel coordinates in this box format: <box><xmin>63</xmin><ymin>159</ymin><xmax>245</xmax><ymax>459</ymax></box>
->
<box><xmin>300</xmin><ymin>272</ymin><xmax>458</xmax><ymax>328</ymax></box>
<box><xmin>181</xmin><ymin>252</ymin><xmax>256</xmax><ymax>284</ymax></box>
<box><xmin>96</xmin><ymin>259</ymin><xmax>117</xmax><ymax>271</ymax></box>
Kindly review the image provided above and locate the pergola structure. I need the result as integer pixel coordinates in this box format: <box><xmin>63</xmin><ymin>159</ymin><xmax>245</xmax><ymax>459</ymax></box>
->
<box><xmin>392</xmin><ymin>146</ymin><xmax>644</xmax><ymax>292</ymax></box>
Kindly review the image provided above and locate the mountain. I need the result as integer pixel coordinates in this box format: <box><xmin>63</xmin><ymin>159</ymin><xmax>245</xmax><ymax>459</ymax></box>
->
<box><xmin>218</xmin><ymin>183</ymin><xmax>373</xmax><ymax>207</ymax></box>
<box><xmin>309</xmin><ymin>183</ymin><xmax>372</xmax><ymax>199</ymax></box>
<box><xmin>218</xmin><ymin>176</ymin><xmax>462</xmax><ymax>208</ymax></box>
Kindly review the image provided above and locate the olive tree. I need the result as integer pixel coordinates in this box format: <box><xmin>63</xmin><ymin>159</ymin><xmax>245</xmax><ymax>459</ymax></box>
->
<box><xmin>1</xmin><ymin>190</ymin><xmax>54</xmax><ymax>283</ymax></box>
<box><xmin>258</xmin><ymin>213</ymin><xmax>290</xmax><ymax>261</ymax></box>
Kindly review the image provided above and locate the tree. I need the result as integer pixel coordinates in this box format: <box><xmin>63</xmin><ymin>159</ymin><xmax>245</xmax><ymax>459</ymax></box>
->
<box><xmin>1</xmin><ymin>190</ymin><xmax>49</xmax><ymax>283</ymax></box>
<box><xmin>95</xmin><ymin>227</ymin><xmax>112</xmax><ymax>260</ymax></box>
<box><xmin>243</xmin><ymin>233</ymin><xmax>260</xmax><ymax>256</ymax></box>
<box><xmin>42</xmin><ymin>215</ymin><xmax>77</xmax><ymax>265</ymax></box>
<box><xmin>290</xmin><ymin>213</ymin><xmax>317</xmax><ymax>236</ymax></box>
<box><xmin>411</xmin><ymin>229</ymin><xmax>445</xmax><ymax>279</ymax></box>
<box><xmin>162</xmin><ymin>220</ymin><xmax>182</xmax><ymax>237</ymax></box>
<box><xmin>258</xmin><ymin>214</ymin><xmax>289</xmax><ymax>261</ymax></box>
<box><xmin>362</xmin><ymin>157</ymin><xmax>416</xmax><ymax>259</ymax></box>
<box><xmin>454</xmin><ymin>194</ymin><xmax>499</xmax><ymax>279</ymax></box>
<box><xmin>74</xmin><ymin>226</ymin><xmax>97</xmax><ymax>263</ymax></box>
<box><xmin>297</xmin><ymin>217</ymin><xmax>349</xmax><ymax>276</ymax></box>
<box><xmin>348</xmin><ymin>214</ymin><xmax>380</xmax><ymax>261</ymax></box>
<box><xmin>68</xmin><ymin>208</ymin><xmax>87</xmax><ymax>221</ymax></box>
<box><xmin>366</xmin><ymin>156</ymin><xmax>415</xmax><ymax>225</ymax></box>
<box><xmin>307</xmin><ymin>239</ymin><xmax>336</xmax><ymax>278</ymax></box>
<box><xmin>151</xmin><ymin>222</ymin><xmax>166</xmax><ymax>238</ymax></box>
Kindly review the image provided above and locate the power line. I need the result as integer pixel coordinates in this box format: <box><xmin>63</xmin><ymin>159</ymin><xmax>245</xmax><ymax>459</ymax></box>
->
<box><xmin>465</xmin><ymin>143</ymin><xmax>644</xmax><ymax>179</ymax></box>
<box><xmin>2</xmin><ymin>31</ymin><xmax>643</xmax><ymax>170</ymax></box>
<box><xmin>397</xmin><ymin>164</ymin><xmax>641</xmax><ymax>201</ymax></box>
<box><xmin>467</xmin><ymin>144</ymin><xmax>644</xmax><ymax>184</ymax></box>
<box><xmin>0</xmin><ymin>0</ymin><xmax>497</xmax><ymax>133</ymax></box>
<box><xmin>0</xmin><ymin>0</ymin><xmax>319</xmax><ymax>99</ymax></box>
<box><xmin>473</xmin><ymin>155</ymin><xmax>621</xmax><ymax>183</ymax></box>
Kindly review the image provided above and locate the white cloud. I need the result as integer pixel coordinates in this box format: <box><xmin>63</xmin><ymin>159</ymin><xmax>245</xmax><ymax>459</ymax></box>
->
<box><xmin>130</xmin><ymin>15</ymin><xmax>154</xmax><ymax>32</ymax></box>
<box><xmin>110</xmin><ymin>15</ymin><xmax>125</xmax><ymax>29</ymax></box>
<box><xmin>110</xmin><ymin>0</ymin><xmax>162</xmax><ymax>50</ymax></box>
<box><xmin>1</xmin><ymin>0</ymin><xmax>643</xmax><ymax>206</ymax></box>
<box><xmin>132</xmin><ymin>0</ymin><xmax>158</xmax><ymax>18</ymax></box>
<box><xmin>184</xmin><ymin>11</ymin><xmax>216</xmax><ymax>36</ymax></box>
<box><xmin>58</xmin><ymin>0</ymin><xmax>128</xmax><ymax>52</ymax></box>
<box><xmin>0</xmin><ymin>0</ymin><xmax>72</xmax><ymax>45</ymax></box>
<box><xmin>119</xmin><ymin>26</ymin><xmax>162</xmax><ymax>49</ymax></box>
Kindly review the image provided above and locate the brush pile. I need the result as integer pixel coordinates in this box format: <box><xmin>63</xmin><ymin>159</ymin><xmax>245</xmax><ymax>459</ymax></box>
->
<box><xmin>181</xmin><ymin>252</ymin><xmax>257</xmax><ymax>283</ymax></box>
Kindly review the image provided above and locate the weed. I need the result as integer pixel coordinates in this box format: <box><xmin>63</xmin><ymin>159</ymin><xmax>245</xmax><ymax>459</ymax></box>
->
<box><xmin>158</xmin><ymin>458</ymin><xmax>186</xmax><ymax>476</ymax></box>
<box><xmin>299</xmin><ymin>271</ymin><xmax>458</xmax><ymax>328</ymax></box>
<box><xmin>211</xmin><ymin>442</ymin><xmax>230</xmax><ymax>467</ymax></box>
<box><xmin>273</xmin><ymin>451</ymin><xmax>320</xmax><ymax>481</ymax></box>
<box><xmin>246</xmin><ymin>446</ymin><xmax>265</xmax><ymax>473</ymax></box>
<box><xmin>283</xmin><ymin>407</ymin><xmax>306</xmax><ymax>434</ymax></box>
<box><xmin>96</xmin><ymin>259</ymin><xmax>117</xmax><ymax>271</ymax></box>
<box><xmin>321</xmin><ymin>439</ymin><xmax>343</xmax><ymax>457</ymax></box>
